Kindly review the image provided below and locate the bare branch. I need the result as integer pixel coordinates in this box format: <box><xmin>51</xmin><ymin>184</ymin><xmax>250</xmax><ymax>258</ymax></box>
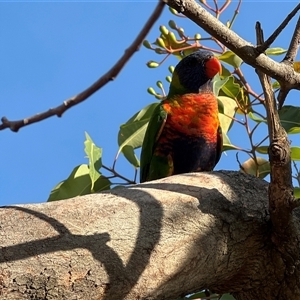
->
<box><xmin>255</xmin><ymin>22</ymin><xmax>296</xmax><ymax>237</ymax></box>
<box><xmin>278</xmin><ymin>16</ymin><xmax>300</xmax><ymax>108</ymax></box>
<box><xmin>0</xmin><ymin>1</ymin><xmax>165</xmax><ymax>132</ymax></box>
<box><xmin>256</xmin><ymin>3</ymin><xmax>300</xmax><ymax>53</ymax></box>
<box><xmin>163</xmin><ymin>0</ymin><xmax>300</xmax><ymax>91</ymax></box>
<box><xmin>277</xmin><ymin>88</ymin><xmax>290</xmax><ymax>109</ymax></box>
<box><xmin>284</xmin><ymin>16</ymin><xmax>300</xmax><ymax>64</ymax></box>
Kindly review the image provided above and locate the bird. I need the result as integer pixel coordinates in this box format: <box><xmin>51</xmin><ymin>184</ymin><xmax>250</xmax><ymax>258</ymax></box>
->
<box><xmin>140</xmin><ymin>50</ymin><xmax>222</xmax><ymax>183</ymax></box>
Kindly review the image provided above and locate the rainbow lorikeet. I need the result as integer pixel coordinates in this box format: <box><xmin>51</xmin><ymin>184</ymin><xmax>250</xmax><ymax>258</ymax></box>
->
<box><xmin>140</xmin><ymin>50</ymin><xmax>222</xmax><ymax>183</ymax></box>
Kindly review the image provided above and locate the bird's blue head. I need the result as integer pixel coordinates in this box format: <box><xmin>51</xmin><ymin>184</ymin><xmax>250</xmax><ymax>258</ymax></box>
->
<box><xmin>170</xmin><ymin>50</ymin><xmax>222</xmax><ymax>94</ymax></box>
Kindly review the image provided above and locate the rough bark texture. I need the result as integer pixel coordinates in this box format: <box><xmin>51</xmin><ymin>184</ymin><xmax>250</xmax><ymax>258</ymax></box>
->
<box><xmin>1</xmin><ymin>171</ymin><xmax>299</xmax><ymax>299</ymax></box>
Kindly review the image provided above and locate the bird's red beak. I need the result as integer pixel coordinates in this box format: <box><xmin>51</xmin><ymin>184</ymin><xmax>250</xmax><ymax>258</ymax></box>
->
<box><xmin>205</xmin><ymin>56</ymin><xmax>222</xmax><ymax>78</ymax></box>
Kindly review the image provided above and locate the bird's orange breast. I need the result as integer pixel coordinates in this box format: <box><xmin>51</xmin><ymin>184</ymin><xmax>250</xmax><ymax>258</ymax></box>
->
<box><xmin>162</xmin><ymin>93</ymin><xmax>220</xmax><ymax>143</ymax></box>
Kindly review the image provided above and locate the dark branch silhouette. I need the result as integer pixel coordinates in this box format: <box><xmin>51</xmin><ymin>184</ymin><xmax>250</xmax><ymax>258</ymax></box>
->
<box><xmin>0</xmin><ymin>1</ymin><xmax>165</xmax><ymax>132</ymax></box>
<box><xmin>256</xmin><ymin>4</ymin><xmax>300</xmax><ymax>53</ymax></box>
<box><xmin>278</xmin><ymin>16</ymin><xmax>300</xmax><ymax>108</ymax></box>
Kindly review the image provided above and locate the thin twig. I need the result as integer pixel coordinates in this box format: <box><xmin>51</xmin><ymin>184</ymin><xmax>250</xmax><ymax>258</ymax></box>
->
<box><xmin>102</xmin><ymin>165</ymin><xmax>136</xmax><ymax>185</ymax></box>
<box><xmin>277</xmin><ymin>88</ymin><xmax>290</xmax><ymax>110</ymax></box>
<box><xmin>278</xmin><ymin>16</ymin><xmax>300</xmax><ymax>108</ymax></box>
<box><xmin>234</xmin><ymin>68</ymin><xmax>265</xmax><ymax>103</ymax></box>
<box><xmin>283</xmin><ymin>16</ymin><xmax>300</xmax><ymax>64</ymax></box>
<box><xmin>256</xmin><ymin>3</ymin><xmax>300</xmax><ymax>53</ymax></box>
<box><xmin>228</xmin><ymin>0</ymin><xmax>242</xmax><ymax>30</ymax></box>
<box><xmin>0</xmin><ymin>1</ymin><xmax>165</xmax><ymax>132</ymax></box>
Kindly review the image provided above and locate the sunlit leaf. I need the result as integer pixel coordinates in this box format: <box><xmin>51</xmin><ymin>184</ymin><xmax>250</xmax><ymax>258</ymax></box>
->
<box><xmin>272</xmin><ymin>81</ymin><xmax>280</xmax><ymax>89</ymax></box>
<box><xmin>249</xmin><ymin>112</ymin><xmax>266</xmax><ymax>123</ymax></box>
<box><xmin>219</xmin><ymin>75</ymin><xmax>250</xmax><ymax>115</ymax></box>
<box><xmin>218</xmin><ymin>96</ymin><xmax>237</xmax><ymax>134</ymax></box>
<box><xmin>294</xmin><ymin>187</ymin><xmax>300</xmax><ymax>198</ymax></box>
<box><xmin>240</xmin><ymin>157</ymin><xmax>270</xmax><ymax>179</ymax></box>
<box><xmin>223</xmin><ymin>132</ymin><xmax>238</xmax><ymax>151</ymax></box>
<box><xmin>235</xmin><ymin>87</ymin><xmax>250</xmax><ymax>114</ymax></box>
<box><xmin>93</xmin><ymin>175</ymin><xmax>111</xmax><ymax>193</ymax></box>
<box><xmin>118</xmin><ymin>102</ymin><xmax>159</xmax><ymax>167</ymax></box>
<box><xmin>288</xmin><ymin>127</ymin><xmax>300</xmax><ymax>134</ymax></box>
<box><xmin>265</xmin><ymin>47</ymin><xmax>287</xmax><ymax>56</ymax></box>
<box><xmin>47</xmin><ymin>164</ymin><xmax>111</xmax><ymax>201</ymax></box>
<box><xmin>279</xmin><ymin>105</ymin><xmax>300</xmax><ymax>134</ymax></box>
<box><xmin>218</xmin><ymin>50</ymin><xmax>243</xmax><ymax>68</ymax></box>
<box><xmin>221</xmin><ymin>75</ymin><xmax>241</xmax><ymax>99</ymax></box>
<box><xmin>291</xmin><ymin>147</ymin><xmax>300</xmax><ymax>161</ymax></box>
<box><xmin>84</xmin><ymin>132</ymin><xmax>102</xmax><ymax>190</ymax></box>
<box><xmin>293</xmin><ymin>61</ymin><xmax>300</xmax><ymax>73</ymax></box>
<box><xmin>220</xmin><ymin>64</ymin><xmax>232</xmax><ymax>77</ymax></box>
<box><xmin>256</xmin><ymin>146</ymin><xmax>268</xmax><ymax>155</ymax></box>
<box><xmin>122</xmin><ymin>145</ymin><xmax>140</xmax><ymax>167</ymax></box>
<box><xmin>213</xmin><ymin>74</ymin><xmax>229</xmax><ymax>96</ymax></box>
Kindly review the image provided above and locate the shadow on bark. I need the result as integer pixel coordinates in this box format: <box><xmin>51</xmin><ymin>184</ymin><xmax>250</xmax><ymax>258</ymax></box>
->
<box><xmin>1</xmin><ymin>187</ymin><xmax>164</xmax><ymax>299</ymax></box>
<box><xmin>139</xmin><ymin>171</ymin><xmax>274</xmax><ymax>298</ymax></box>
<box><xmin>0</xmin><ymin>171</ymin><xmax>279</xmax><ymax>299</ymax></box>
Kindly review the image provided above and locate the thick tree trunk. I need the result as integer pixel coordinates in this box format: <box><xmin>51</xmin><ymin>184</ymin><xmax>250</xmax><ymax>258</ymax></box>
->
<box><xmin>0</xmin><ymin>171</ymin><xmax>299</xmax><ymax>299</ymax></box>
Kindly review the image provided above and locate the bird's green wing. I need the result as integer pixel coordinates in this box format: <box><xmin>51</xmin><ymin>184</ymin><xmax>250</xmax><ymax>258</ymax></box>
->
<box><xmin>140</xmin><ymin>103</ymin><xmax>168</xmax><ymax>183</ymax></box>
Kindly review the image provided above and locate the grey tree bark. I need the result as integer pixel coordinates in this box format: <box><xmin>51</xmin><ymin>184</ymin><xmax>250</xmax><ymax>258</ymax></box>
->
<box><xmin>1</xmin><ymin>171</ymin><xmax>297</xmax><ymax>300</ymax></box>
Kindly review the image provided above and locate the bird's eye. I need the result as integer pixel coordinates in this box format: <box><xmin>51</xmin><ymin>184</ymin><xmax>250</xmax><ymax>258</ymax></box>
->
<box><xmin>205</xmin><ymin>54</ymin><xmax>213</xmax><ymax>62</ymax></box>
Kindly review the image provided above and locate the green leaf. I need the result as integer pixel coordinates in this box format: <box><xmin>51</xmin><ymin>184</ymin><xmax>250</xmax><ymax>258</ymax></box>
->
<box><xmin>218</xmin><ymin>96</ymin><xmax>238</xmax><ymax>134</ymax></box>
<box><xmin>84</xmin><ymin>132</ymin><xmax>102</xmax><ymax>190</ymax></box>
<box><xmin>240</xmin><ymin>157</ymin><xmax>270</xmax><ymax>179</ymax></box>
<box><xmin>118</xmin><ymin>102</ymin><xmax>159</xmax><ymax>167</ymax></box>
<box><xmin>291</xmin><ymin>146</ymin><xmax>300</xmax><ymax>161</ymax></box>
<box><xmin>48</xmin><ymin>164</ymin><xmax>90</xmax><ymax>201</ymax></box>
<box><xmin>213</xmin><ymin>74</ymin><xmax>229</xmax><ymax>96</ymax></box>
<box><xmin>279</xmin><ymin>105</ymin><xmax>300</xmax><ymax>134</ymax></box>
<box><xmin>248</xmin><ymin>112</ymin><xmax>266</xmax><ymax>123</ymax></box>
<box><xmin>256</xmin><ymin>146</ymin><xmax>268</xmax><ymax>155</ymax></box>
<box><xmin>218</xmin><ymin>75</ymin><xmax>250</xmax><ymax>115</ymax></box>
<box><xmin>122</xmin><ymin>145</ymin><xmax>140</xmax><ymax>167</ymax></box>
<box><xmin>218</xmin><ymin>50</ymin><xmax>243</xmax><ymax>68</ymax></box>
<box><xmin>288</xmin><ymin>127</ymin><xmax>300</xmax><ymax>134</ymax></box>
<box><xmin>47</xmin><ymin>164</ymin><xmax>111</xmax><ymax>201</ymax></box>
<box><xmin>93</xmin><ymin>175</ymin><xmax>111</xmax><ymax>193</ymax></box>
<box><xmin>220</xmin><ymin>294</ymin><xmax>236</xmax><ymax>300</ymax></box>
<box><xmin>222</xmin><ymin>132</ymin><xmax>238</xmax><ymax>151</ymax></box>
<box><xmin>220</xmin><ymin>64</ymin><xmax>232</xmax><ymax>77</ymax></box>
<box><xmin>294</xmin><ymin>187</ymin><xmax>300</xmax><ymax>198</ymax></box>
<box><xmin>265</xmin><ymin>47</ymin><xmax>287</xmax><ymax>56</ymax></box>
<box><xmin>272</xmin><ymin>81</ymin><xmax>280</xmax><ymax>89</ymax></box>
<box><xmin>221</xmin><ymin>75</ymin><xmax>241</xmax><ymax>99</ymax></box>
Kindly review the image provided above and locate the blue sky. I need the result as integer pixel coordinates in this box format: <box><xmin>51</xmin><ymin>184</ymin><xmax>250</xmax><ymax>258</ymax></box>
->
<box><xmin>0</xmin><ymin>1</ymin><xmax>299</xmax><ymax>205</ymax></box>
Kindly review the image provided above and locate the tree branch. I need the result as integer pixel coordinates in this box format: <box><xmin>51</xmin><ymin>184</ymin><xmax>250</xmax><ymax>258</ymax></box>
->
<box><xmin>256</xmin><ymin>3</ymin><xmax>300</xmax><ymax>53</ymax></box>
<box><xmin>255</xmin><ymin>22</ymin><xmax>296</xmax><ymax>238</ymax></box>
<box><xmin>278</xmin><ymin>16</ymin><xmax>300</xmax><ymax>108</ymax></box>
<box><xmin>284</xmin><ymin>16</ymin><xmax>300</xmax><ymax>64</ymax></box>
<box><xmin>163</xmin><ymin>0</ymin><xmax>300</xmax><ymax>92</ymax></box>
<box><xmin>0</xmin><ymin>1</ymin><xmax>165</xmax><ymax>132</ymax></box>
<box><xmin>0</xmin><ymin>172</ymin><xmax>283</xmax><ymax>299</ymax></box>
